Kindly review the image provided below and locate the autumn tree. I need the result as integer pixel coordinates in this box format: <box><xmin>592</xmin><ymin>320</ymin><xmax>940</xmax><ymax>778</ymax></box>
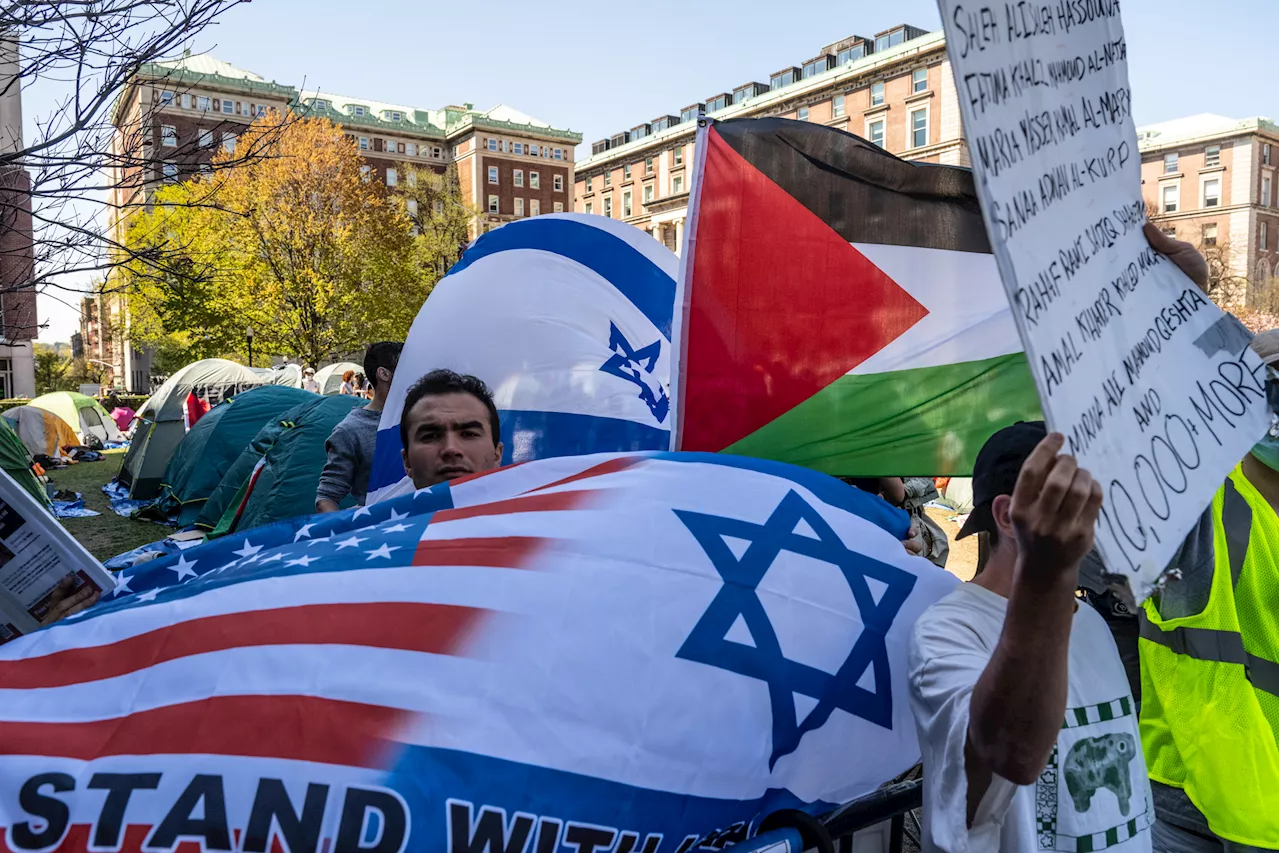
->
<box><xmin>122</xmin><ymin>111</ymin><xmax>428</xmax><ymax>366</ymax></box>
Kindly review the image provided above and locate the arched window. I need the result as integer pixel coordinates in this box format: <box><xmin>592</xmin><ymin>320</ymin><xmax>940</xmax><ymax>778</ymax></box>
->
<box><xmin>1257</xmin><ymin>258</ymin><xmax>1272</xmax><ymax>284</ymax></box>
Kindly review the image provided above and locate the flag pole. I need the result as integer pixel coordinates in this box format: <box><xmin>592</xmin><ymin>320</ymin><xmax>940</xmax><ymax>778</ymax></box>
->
<box><xmin>669</xmin><ymin>113</ymin><xmax>712</xmax><ymax>452</ymax></box>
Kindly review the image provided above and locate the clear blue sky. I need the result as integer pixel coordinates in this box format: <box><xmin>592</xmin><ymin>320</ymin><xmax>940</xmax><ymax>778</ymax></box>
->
<box><xmin>32</xmin><ymin>0</ymin><xmax>1280</xmax><ymax>342</ymax></box>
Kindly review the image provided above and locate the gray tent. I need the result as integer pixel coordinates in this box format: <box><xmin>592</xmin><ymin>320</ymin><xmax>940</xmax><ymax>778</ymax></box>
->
<box><xmin>119</xmin><ymin>358</ymin><xmax>268</xmax><ymax>499</ymax></box>
<box><xmin>251</xmin><ymin>364</ymin><xmax>303</xmax><ymax>388</ymax></box>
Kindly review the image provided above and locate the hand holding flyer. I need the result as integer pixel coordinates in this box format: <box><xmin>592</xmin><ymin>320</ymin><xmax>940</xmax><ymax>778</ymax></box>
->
<box><xmin>937</xmin><ymin>0</ymin><xmax>1271</xmax><ymax>601</ymax></box>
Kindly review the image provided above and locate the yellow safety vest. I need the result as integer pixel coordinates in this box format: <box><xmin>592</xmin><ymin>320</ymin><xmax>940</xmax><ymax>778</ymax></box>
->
<box><xmin>1139</xmin><ymin>466</ymin><xmax>1279</xmax><ymax>847</ymax></box>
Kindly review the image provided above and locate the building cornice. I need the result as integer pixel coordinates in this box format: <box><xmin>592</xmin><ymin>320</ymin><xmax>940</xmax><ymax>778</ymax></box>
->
<box><xmin>576</xmin><ymin>30</ymin><xmax>948</xmax><ymax>172</ymax></box>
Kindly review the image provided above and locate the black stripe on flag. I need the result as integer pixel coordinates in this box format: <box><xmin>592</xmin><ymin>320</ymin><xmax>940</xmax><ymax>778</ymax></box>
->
<box><xmin>710</xmin><ymin>117</ymin><xmax>991</xmax><ymax>254</ymax></box>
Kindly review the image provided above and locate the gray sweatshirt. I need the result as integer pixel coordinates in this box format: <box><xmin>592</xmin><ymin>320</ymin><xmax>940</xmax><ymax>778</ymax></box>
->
<box><xmin>316</xmin><ymin>406</ymin><xmax>382</xmax><ymax>506</ymax></box>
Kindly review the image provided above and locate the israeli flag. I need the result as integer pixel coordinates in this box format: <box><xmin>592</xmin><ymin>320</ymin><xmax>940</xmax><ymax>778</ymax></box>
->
<box><xmin>368</xmin><ymin>214</ymin><xmax>679</xmax><ymax>502</ymax></box>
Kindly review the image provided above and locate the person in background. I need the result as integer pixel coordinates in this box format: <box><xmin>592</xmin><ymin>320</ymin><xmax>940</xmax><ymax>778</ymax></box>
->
<box><xmin>399</xmin><ymin>369</ymin><xmax>504</xmax><ymax>489</ymax></box>
<box><xmin>302</xmin><ymin>367</ymin><xmax>321</xmax><ymax>394</ymax></box>
<box><xmin>315</xmin><ymin>342</ymin><xmax>402</xmax><ymax>512</ymax></box>
<box><xmin>844</xmin><ymin>477</ymin><xmax>936</xmax><ymax>562</ymax></box>
<box><xmin>339</xmin><ymin>369</ymin><xmax>357</xmax><ymax>395</ymax></box>
<box><xmin>1138</xmin><ymin>326</ymin><xmax>1278</xmax><ymax>853</ymax></box>
<box><xmin>909</xmin><ymin>422</ymin><xmax>1150</xmax><ymax>852</ymax></box>
<box><xmin>354</xmin><ymin>373</ymin><xmax>372</xmax><ymax>399</ymax></box>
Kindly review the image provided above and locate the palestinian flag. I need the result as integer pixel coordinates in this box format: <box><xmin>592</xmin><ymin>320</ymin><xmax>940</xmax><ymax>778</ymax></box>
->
<box><xmin>671</xmin><ymin>117</ymin><xmax>1041</xmax><ymax>476</ymax></box>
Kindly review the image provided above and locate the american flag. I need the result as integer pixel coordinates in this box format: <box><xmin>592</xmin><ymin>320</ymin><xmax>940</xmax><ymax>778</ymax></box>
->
<box><xmin>0</xmin><ymin>452</ymin><xmax>955</xmax><ymax>853</ymax></box>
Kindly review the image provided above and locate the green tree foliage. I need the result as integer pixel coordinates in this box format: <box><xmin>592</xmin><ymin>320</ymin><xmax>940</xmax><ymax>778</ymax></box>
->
<box><xmin>121</xmin><ymin>111</ymin><xmax>444</xmax><ymax>367</ymax></box>
<box><xmin>33</xmin><ymin>344</ymin><xmax>72</xmax><ymax>394</ymax></box>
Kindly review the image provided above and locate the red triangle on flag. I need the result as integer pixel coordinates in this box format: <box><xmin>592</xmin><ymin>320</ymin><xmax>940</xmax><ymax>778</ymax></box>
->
<box><xmin>678</xmin><ymin>127</ymin><xmax>929</xmax><ymax>452</ymax></box>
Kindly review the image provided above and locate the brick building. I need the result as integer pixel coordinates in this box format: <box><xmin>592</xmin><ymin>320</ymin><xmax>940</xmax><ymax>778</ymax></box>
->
<box><xmin>91</xmin><ymin>53</ymin><xmax>580</xmax><ymax>391</ymax></box>
<box><xmin>1138</xmin><ymin>114</ymin><xmax>1279</xmax><ymax>311</ymax></box>
<box><xmin>574</xmin><ymin>25</ymin><xmax>966</xmax><ymax>252</ymax></box>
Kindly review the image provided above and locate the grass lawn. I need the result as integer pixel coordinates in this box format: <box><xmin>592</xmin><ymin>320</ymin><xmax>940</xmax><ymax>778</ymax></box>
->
<box><xmin>47</xmin><ymin>449</ymin><xmax>171</xmax><ymax>562</ymax></box>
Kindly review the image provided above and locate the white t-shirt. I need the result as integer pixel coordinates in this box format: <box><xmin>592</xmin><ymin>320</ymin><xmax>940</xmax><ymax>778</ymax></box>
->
<box><xmin>908</xmin><ymin>582</ymin><xmax>1152</xmax><ymax>853</ymax></box>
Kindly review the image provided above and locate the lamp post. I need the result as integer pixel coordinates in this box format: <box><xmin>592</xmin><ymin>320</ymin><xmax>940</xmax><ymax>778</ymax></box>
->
<box><xmin>246</xmin><ymin>326</ymin><xmax>254</xmax><ymax>368</ymax></box>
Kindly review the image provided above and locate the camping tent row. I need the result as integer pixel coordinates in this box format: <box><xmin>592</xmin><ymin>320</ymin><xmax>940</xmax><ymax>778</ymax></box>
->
<box><xmin>121</xmin><ymin>358</ymin><xmax>361</xmax><ymax>499</ymax></box>
<box><xmin>132</xmin><ymin>386</ymin><xmax>364</xmax><ymax>535</ymax></box>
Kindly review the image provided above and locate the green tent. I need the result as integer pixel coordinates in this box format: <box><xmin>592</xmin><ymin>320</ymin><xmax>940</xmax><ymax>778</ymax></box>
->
<box><xmin>0</xmin><ymin>417</ymin><xmax>49</xmax><ymax>507</ymax></box>
<box><xmin>194</xmin><ymin>418</ymin><xmax>290</xmax><ymax>532</ymax></box>
<box><xmin>202</xmin><ymin>395</ymin><xmax>366</xmax><ymax>537</ymax></box>
<box><xmin>119</xmin><ymin>358</ymin><xmax>270</xmax><ymax>500</ymax></box>
<box><xmin>137</xmin><ymin>385</ymin><xmax>315</xmax><ymax>526</ymax></box>
<box><xmin>28</xmin><ymin>391</ymin><xmax>124</xmax><ymax>445</ymax></box>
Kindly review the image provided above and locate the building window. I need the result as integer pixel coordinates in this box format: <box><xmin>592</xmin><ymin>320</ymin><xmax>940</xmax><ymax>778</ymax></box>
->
<box><xmin>600</xmin><ymin>196</ymin><xmax>611</xmax><ymax>218</ymax></box>
<box><xmin>488</xmin><ymin>138</ymin><xmax>499</xmax><ymax>152</ymax></box>
<box><xmin>360</xmin><ymin>165</ymin><xmax>372</xmax><ymax>182</ymax></box>
<box><xmin>586</xmin><ymin>176</ymin><xmax>593</xmax><ymax>192</ymax></box>
<box><xmin>1162</xmin><ymin>183</ymin><xmax>1179</xmax><ymax>213</ymax></box>
<box><xmin>1266</xmin><ymin>144</ymin><xmax>1273</xmax><ymax>166</ymax></box>
<box><xmin>585</xmin><ymin>202</ymin><xmax>593</xmax><ymax>215</ymax></box>
<box><xmin>554</xmin><ymin>202</ymin><xmax>564</xmax><ymax>213</ymax></box>
<box><xmin>1261</xmin><ymin>220</ymin><xmax>1269</xmax><ymax>251</ymax></box>
<box><xmin>199</xmin><ymin>128</ymin><xmax>213</xmax><ymax>148</ymax></box>
<box><xmin>910</xmin><ymin>107</ymin><xmax>928</xmax><ymax>148</ymax></box>
<box><xmin>644</xmin><ymin>184</ymin><xmax>654</xmax><ymax>203</ymax></box>
<box><xmin>161</xmin><ymin>125</ymin><xmax>177</xmax><ymax>147</ymax></box>
<box><xmin>483</xmin><ymin>194</ymin><xmax>496</xmax><ymax>214</ymax></box>
<box><xmin>870</xmin><ymin>82</ymin><xmax>885</xmax><ymax>106</ymax></box>
<box><xmin>359</xmin><ymin>136</ymin><xmax>369</xmax><ymax>150</ymax></box>
<box><xmin>407</xmin><ymin>171</ymin><xmax>418</xmax><ymax>188</ymax></box>
<box><xmin>1263</xmin><ymin>174</ymin><xmax>1273</xmax><ymax>207</ymax></box>
<box><xmin>530</xmin><ymin>145</ymin><xmax>540</xmax><ymax>157</ymax></box>
<box><xmin>223</xmin><ymin>133</ymin><xmax>236</xmax><ymax>154</ymax></box>
<box><xmin>531</xmin><ymin>199</ymin><xmax>540</xmax><ymax>216</ymax></box>
<box><xmin>1202</xmin><ymin>222</ymin><xmax>1218</xmax><ymax>246</ymax></box>
<box><xmin>512</xmin><ymin>143</ymin><xmax>522</xmax><ymax>155</ymax></box>
<box><xmin>798</xmin><ymin>107</ymin><xmax>810</xmax><ymax>121</ymax></box>
<box><xmin>1164</xmin><ymin>153</ymin><xmax>1178</xmax><ymax>174</ymax></box>
<box><xmin>407</xmin><ymin>199</ymin><xmax>418</xmax><ymax>217</ymax></box>
<box><xmin>198</xmin><ymin>96</ymin><xmax>210</xmax><ymax>111</ymax></box>
<box><xmin>645</xmin><ymin>156</ymin><xmax>654</xmax><ymax>174</ymax></box>
<box><xmin>671</xmin><ymin>174</ymin><xmax>684</xmax><ymax>194</ymax></box>
<box><xmin>222</xmin><ymin>100</ymin><xmax>233</xmax><ymax>114</ymax></box>
<box><xmin>604</xmin><ymin>171</ymin><xmax>612</xmax><ymax>187</ymax></box>
<box><xmin>514</xmin><ymin>169</ymin><xmax>524</xmax><ymax>188</ymax></box>
<box><xmin>406</xmin><ymin>142</ymin><xmax>417</xmax><ymax>157</ymax></box>
<box><xmin>624</xmin><ymin>164</ymin><xmax>632</xmax><ymax>179</ymax></box>
<box><xmin>515</xmin><ymin>198</ymin><xmax>525</xmax><ymax>217</ymax></box>
<box><xmin>1203</xmin><ymin>177</ymin><xmax>1220</xmax><ymax>207</ymax></box>
<box><xmin>530</xmin><ymin>171</ymin><xmax>540</xmax><ymax>189</ymax></box>
<box><xmin>489</xmin><ymin>166</ymin><xmax>499</xmax><ymax>184</ymax></box>
<box><xmin>554</xmin><ymin>174</ymin><xmax>564</xmax><ymax>192</ymax></box>
<box><xmin>1205</xmin><ymin>145</ymin><xmax>1220</xmax><ymax>167</ymax></box>
<box><xmin>432</xmin><ymin>146</ymin><xmax>442</xmax><ymax>158</ymax></box>
<box><xmin>554</xmin><ymin>148</ymin><xmax>564</xmax><ymax>160</ymax></box>
<box><xmin>867</xmin><ymin>119</ymin><xmax>885</xmax><ymax>148</ymax></box>
<box><xmin>352</xmin><ymin>105</ymin><xmax>366</xmax><ymax>116</ymax></box>
<box><xmin>162</xmin><ymin>162</ymin><xmax>178</xmax><ymax>180</ymax></box>
<box><xmin>623</xmin><ymin>191</ymin><xmax>632</xmax><ymax>217</ymax></box>
<box><xmin>390</xmin><ymin>111</ymin><xmax>402</xmax><ymax>122</ymax></box>
<box><xmin>386</xmin><ymin>168</ymin><xmax>397</xmax><ymax>187</ymax></box>
<box><xmin>160</xmin><ymin>90</ymin><xmax>174</xmax><ymax>106</ymax></box>
<box><xmin>181</xmin><ymin>93</ymin><xmax>191</xmax><ymax>109</ymax></box>
<box><xmin>912</xmin><ymin>68</ymin><xmax>928</xmax><ymax>93</ymax></box>
<box><xmin>833</xmin><ymin>94</ymin><xmax>846</xmax><ymax>118</ymax></box>
<box><xmin>674</xmin><ymin>147</ymin><xmax>684</xmax><ymax>165</ymax></box>
<box><xmin>256</xmin><ymin>105</ymin><xmax>267</xmax><ymax>117</ymax></box>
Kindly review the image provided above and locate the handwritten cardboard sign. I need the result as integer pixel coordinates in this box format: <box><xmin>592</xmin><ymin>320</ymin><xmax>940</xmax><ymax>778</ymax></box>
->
<box><xmin>937</xmin><ymin>0</ymin><xmax>1270</xmax><ymax>601</ymax></box>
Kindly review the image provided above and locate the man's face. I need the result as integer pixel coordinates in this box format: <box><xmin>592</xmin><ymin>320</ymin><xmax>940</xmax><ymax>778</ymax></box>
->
<box><xmin>401</xmin><ymin>392</ymin><xmax>503</xmax><ymax>488</ymax></box>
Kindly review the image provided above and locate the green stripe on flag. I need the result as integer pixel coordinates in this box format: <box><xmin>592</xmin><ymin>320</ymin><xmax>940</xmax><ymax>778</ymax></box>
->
<box><xmin>722</xmin><ymin>353</ymin><xmax>1041</xmax><ymax>476</ymax></box>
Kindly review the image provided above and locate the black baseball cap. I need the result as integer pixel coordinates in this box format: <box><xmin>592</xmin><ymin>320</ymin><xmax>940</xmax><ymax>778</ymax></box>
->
<box><xmin>956</xmin><ymin>421</ymin><xmax>1048</xmax><ymax>540</ymax></box>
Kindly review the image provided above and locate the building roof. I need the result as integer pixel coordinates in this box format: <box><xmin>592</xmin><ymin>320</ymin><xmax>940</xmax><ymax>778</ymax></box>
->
<box><xmin>1136</xmin><ymin>113</ymin><xmax>1278</xmax><ymax>149</ymax></box>
<box><xmin>578</xmin><ymin>28</ymin><xmax>944</xmax><ymax>170</ymax></box>
<box><xmin>482</xmin><ymin>104</ymin><xmax>552</xmax><ymax>129</ymax></box>
<box><xmin>152</xmin><ymin>52</ymin><xmax>266</xmax><ymax>82</ymax></box>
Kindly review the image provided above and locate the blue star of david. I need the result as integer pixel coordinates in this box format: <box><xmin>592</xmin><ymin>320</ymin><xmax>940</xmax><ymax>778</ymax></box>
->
<box><xmin>600</xmin><ymin>321</ymin><xmax>669</xmax><ymax>423</ymax></box>
<box><xmin>675</xmin><ymin>490</ymin><xmax>918</xmax><ymax>769</ymax></box>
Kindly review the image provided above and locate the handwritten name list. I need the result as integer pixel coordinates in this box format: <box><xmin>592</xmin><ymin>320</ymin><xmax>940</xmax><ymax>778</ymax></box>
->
<box><xmin>939</xmin><ymin>0</ymin><xmax>1270</xmax><ymax>600</ymax></box>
